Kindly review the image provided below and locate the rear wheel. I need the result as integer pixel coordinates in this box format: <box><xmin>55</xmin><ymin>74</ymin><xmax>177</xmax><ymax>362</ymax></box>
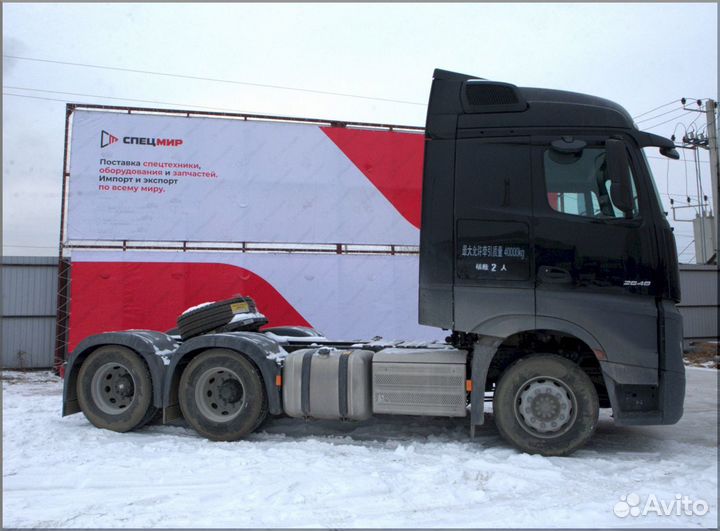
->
<box><xmin>492</xmin><ymin>354</ymin><xmax>599</xmax><ymax>456</ymax></box>
<box><xmin>178</xmin><ymin>349</ymin><xmax>267</xmax><ymax>441</ymax></box>
<box><xmin>76</xmin><ymin>346</ymin><xmax>156</xmax><ymax>432</ymax></box>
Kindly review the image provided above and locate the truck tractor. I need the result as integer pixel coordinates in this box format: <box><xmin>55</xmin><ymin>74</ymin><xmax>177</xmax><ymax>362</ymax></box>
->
<box><xmin>62</xmin><ymin>69</ymin><xmax>685</xmax><ymax>456</ymax></box>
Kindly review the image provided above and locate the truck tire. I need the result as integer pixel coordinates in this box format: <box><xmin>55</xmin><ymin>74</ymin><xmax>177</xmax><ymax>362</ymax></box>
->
<box><xmin>252</xmin><ymin>398</ymin><xmax>270</xmax><ymax>432</ymax></box>
<box><xmin>178</xmin><ymin>349</ymin><xmax>267</xmax><ymax>441</ymax></box>
<box><xmin>176</xmin><ymin>296</ymin><xmax>255</xmax><ymax>340</ymax></box>
<box><xmin>76</xmin><ymin>346</ymin><xmax>156</xmax><ymax>432</ymax></box>
<box><xmin>492</xmin><ymin>354</ymin><xmax>599</xmax><ymax>456</ymax></box>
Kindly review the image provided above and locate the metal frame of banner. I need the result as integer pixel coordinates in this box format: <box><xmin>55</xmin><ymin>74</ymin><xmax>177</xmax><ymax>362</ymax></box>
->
<box><xmin>54</xmin><ymin>103</ymin><xmax>424</xmax><ymax>372</ymax></box>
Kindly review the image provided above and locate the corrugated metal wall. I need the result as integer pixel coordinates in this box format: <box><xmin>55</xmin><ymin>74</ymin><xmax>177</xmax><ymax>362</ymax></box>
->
<box><xmin>0</xmin><ymin>257</ymin><xmax>717</xmax><ymax>369</ymax></box>
<box><xmin>1</xmin><ymin>257</ymin><xmax>58</xmax><ymax>369</ymax></box>
<box><xmin>677</xmin><ymin>264</ymin><xmax>719</xmax><ymax>342</ymax></box>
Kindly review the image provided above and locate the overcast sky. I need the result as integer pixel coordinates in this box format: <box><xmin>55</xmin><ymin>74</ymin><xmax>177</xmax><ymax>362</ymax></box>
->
<box><xmin>3</xmin><ymin>3</ymin><xmax>718</xmax><ymax>261</ymax></box>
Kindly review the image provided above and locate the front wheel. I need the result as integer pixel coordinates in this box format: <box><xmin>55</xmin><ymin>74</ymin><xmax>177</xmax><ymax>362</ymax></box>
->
<box><xmin>178</xmin><ymin>349</ymin><xmax>267</xmax><ymax>441</ymax></box>
<box><xmin>492</xmin><ymin>354</ymin><xmax>599</xmax><ymax>456</ymax></box>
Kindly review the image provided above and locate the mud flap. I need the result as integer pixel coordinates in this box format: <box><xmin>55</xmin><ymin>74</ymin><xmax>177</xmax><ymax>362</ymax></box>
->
<box><xmin>469</xmin><ymin>336</ymin><xmax>503</xmax><ymax>437</ymax></box>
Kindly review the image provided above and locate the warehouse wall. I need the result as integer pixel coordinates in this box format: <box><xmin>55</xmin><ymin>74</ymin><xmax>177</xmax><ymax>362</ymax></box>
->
<box><xmin>0</xmin><ymin>257</ymin><xmax>717</xmax><ymax>369</ymax></box>
<box><xmin>677</xmin><ymin>264</ymin><xmax>719</xmax><ymax>342</ymax></box>
<box><xmin>1</xmin><ymin>257</ymin><xmax>58</xmax><ymax>369</ymax></box>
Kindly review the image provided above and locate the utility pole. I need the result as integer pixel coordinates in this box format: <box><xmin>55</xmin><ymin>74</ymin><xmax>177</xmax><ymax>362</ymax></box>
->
<box><xmin>706</xmin><ymin>99</ymin><xmax>719</xmax><ymax>262</ymax></box>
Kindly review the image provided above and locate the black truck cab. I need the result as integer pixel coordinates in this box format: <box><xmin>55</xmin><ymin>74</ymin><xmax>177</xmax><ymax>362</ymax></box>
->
<box><xmin>419</xmin><ymin>69</ymin><xmax>684</xmax><ymax>429</ymax></box>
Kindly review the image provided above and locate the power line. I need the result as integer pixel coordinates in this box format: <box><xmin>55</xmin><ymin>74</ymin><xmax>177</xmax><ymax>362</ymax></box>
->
<box><xmin>692</xmin><ymin>144</ymin><xmax>707</xmax><ymax>222</ymax></box>
<box><xmin>3</xmin><ymin>54</ymin><xmax>427</xmax><ymax>106</ymax></box>
<box><xmin>643</xmin><ymin>111</ymin><xmax>696</xmax><ymax>131</ymax></box>
<box><xmin>632</xmin><ymin>100</ymin><xmax>680</xmax><ymax>120</ymax></box>
<box><xmin>635</xmin><ymin>105</ymin><xmax>685</xmax><ymax>124</ymax></box>
<box><xmin>4</xmin><ymin>86</ymin><xmax>270</xmax><ymax>115</ymax></box>
<box><xmin>3</xmin><ymin>91</ymin><xmax>285</xmax><ymax>120</ymax></box>
<box><xmin>633</xmin><ymin>98</ymin><xmax>707</xmax><ymax>122</ymax></box>
<box><xmin>645</xmin><ymin>154</ymin><xmax>704</xmax><ymax>161</ymax></box>
<box><xmin>677</xmin><ymin>239</ymin><xmax>696</xmax><ymax>262</ymax></box>
<box><xmin>683</xmin><ymin>144</ymin><xmax>690</xmax><ymax>196</ymax></box>
<box><xmin>685</xmin><ymin>111</ymin><xmax>703</xmax><ymax>132</ymax></box>
<box><xmin>4</xmin><ymin>92</ymin><xmax>73</xmax><ymax>103</ymax></box>
<box><xmin>667</xmin><ymin>192</ymin><xmax>701</xmax><ymax>199</ymax></box>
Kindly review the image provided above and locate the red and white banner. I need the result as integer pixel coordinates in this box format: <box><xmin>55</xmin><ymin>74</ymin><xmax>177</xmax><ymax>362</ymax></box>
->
<box><xmin>68</xmin><ymin>251</ymin><xmax>445</xmax><ymax>351</ymax></box>
<box><xmin>67</xmin><ymin>110</ymin><xmax>423</xmax><ymax>245</ymax></box>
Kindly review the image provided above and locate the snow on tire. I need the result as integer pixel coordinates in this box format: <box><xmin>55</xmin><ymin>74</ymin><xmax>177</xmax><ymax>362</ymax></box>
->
<box><xmin>76</xmin><ymin>346</ymin><xmax>156</xmax><ymax>432</ymax></box>
<box><xmin>492</xmin><ymin>354</ymin><xmax>599</xmax><ymax>456</ymax></box>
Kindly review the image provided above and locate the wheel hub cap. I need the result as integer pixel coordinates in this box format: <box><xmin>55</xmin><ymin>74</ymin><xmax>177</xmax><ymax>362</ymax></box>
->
<box><xmin>219</xmin><ymin>380</ymin><xmax>242</xmax><ymax>403</ymax></box>
<box><xmin>515</xmin><ymin>377</ymin><xmax>576</xmax><ymax>438</ymax></box>
<box><xmin>195</xmin><ymin>368</ymin><xmax>246</xmax><ymax>423</ymax></box>
<box><xmin>91</xmin><ymin>362</ymin><xmax>137</xmax><ymax>415</ymax></box>
<box><xmin>114</xmin><ymin>375</ymin><xmax>134</xmax><ymax>397</ymax></box>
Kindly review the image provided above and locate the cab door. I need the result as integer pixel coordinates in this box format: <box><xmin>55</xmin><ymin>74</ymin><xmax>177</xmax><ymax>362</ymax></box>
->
<box><xmin>453</xmin><ymin>136</ymin><xmax>535</xmax><ymax>334</ymax></box>
<box><xmin>532</xmin><ymin>135</ymin><xmax>660</xmax><ymax>370</ymax></box>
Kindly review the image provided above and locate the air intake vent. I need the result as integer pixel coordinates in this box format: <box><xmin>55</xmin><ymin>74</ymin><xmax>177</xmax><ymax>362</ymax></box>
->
<box><xmin>466</xmin><ymin>84</ymin><xmax>519</xmax><ymax>106</ymax></box>
<box><xmin>462</xmin><ymin>81</ymin><xmax>527</xmax><ymax>113</ymax></box>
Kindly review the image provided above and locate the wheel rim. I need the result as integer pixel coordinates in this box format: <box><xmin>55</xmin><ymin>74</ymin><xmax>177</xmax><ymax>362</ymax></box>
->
<box><xmin>513</xmin><ymin>376</ymin><xmax>578</xmax><ymax>439</ymax></box>
<box><xmin>91</xmin><ymin>362</ymin><xmax>136</xmax><ymax>415</ymax></box>
<box><xmin>194</xmin><ymin>367</ymin><xmax>246</xmax><ymax>423</ymax></box>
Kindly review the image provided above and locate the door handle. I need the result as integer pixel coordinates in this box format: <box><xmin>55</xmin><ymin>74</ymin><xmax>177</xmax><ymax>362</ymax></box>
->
<box><xmin>538</xmin><ymin>266</ymin><xmax>572</xmax><ymax>284</ymax></box>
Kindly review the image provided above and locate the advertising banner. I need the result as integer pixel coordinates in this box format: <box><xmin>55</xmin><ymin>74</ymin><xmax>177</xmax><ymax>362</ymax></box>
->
<box><xmin>69</xmin><ymin>251</ymin><xmax>445</xmax><ymax>351</ymax></box>
<box><xmin>67</xmin><ymin>110</ymin><xmax>423</xmax><ymax>245</ymax></box>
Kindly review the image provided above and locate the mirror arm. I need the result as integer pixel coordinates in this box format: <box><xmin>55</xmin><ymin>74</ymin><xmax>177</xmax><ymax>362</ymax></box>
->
<box><xmin>606</xmin><ymin>139</ymin><xmax>634</xmax><ymax>215</ymax></box>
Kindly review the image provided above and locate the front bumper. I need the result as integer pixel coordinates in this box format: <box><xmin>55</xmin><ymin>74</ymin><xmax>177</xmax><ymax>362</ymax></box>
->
<box><xmin>601</xmin><ymin>362</ymin><xmax>685</xmax><ymax>426</ymax></box>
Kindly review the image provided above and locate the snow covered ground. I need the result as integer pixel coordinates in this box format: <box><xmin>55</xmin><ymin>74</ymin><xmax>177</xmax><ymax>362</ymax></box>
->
<box><xmin>2</xmin><ymin>368</ymin><xmax>717</xmax><ymax>528</ymax></box>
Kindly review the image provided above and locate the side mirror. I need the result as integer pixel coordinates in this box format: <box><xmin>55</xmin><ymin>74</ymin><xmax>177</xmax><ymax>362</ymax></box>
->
<box><xmin>606</xmin><ymin>139</ymin><xmax>634</xmax><ymax>216</ymax></box>
<box><xmin>660</xmin><ymin>146</ymin><xmax>680</xmax><ymax>160</ymax></box>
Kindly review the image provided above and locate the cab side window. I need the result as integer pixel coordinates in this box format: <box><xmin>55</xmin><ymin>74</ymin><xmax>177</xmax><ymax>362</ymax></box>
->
<box><xmin>544</xmin><ymin>146</ymin><xmax>639</xmax><ymax>219</ymax></box>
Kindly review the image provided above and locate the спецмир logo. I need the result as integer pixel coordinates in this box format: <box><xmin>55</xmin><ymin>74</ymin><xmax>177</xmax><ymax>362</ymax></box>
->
<box><xmin>100</xmin><ymin>130</ymin><xmax>118</xmax><ymax>148</ymax></box>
